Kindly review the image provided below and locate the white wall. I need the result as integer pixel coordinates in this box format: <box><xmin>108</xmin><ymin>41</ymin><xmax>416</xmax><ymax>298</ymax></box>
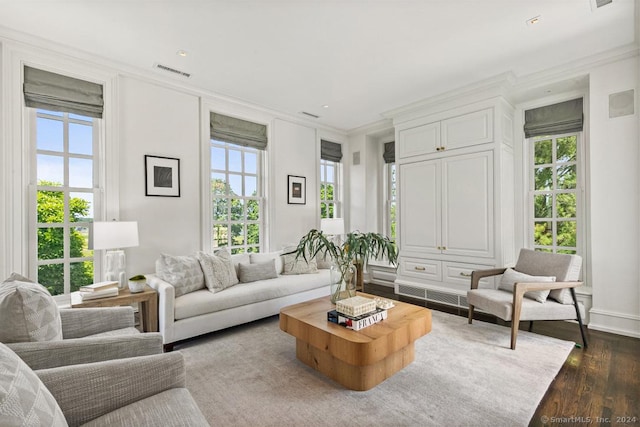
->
<box><xmin>118</xmin><ymin>76</ymin><xmax>201</xmax><ymax>275</ymax></box>
<box><xmin>270</xmin><ymin>119</ymin><xmax>319</xmax><ymax>250</ymax></box>
<box><xmin>588</xmin><ymin>56</ymin><xmax>640</xmax><ymax>337</ymax></box>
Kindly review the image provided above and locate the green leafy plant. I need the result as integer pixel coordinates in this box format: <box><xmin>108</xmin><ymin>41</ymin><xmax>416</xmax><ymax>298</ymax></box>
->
<box><xmin>290</xmin><ymin>229</ymin><xmax>398</xmax><ymax>289</ymax></box>
<box><xmin>129</xmin><ymin>274</ymin><xmax>146</xmax><ymax>281</ymax></box>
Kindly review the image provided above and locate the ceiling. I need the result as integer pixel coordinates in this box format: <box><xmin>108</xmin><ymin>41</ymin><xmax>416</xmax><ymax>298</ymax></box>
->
<box><xmin>0</xmin><ymin>0</ymin><xmax>637</xmax><ymax>131</ymax></box>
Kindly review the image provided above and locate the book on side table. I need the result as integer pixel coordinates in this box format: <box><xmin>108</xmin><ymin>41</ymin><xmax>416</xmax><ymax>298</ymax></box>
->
<box><xmin>79</xmin><ymin>281</ymin><xmax>119</xmax><ymax>292</ymax></box>
<box><xmin>79</xmin><ymin>286</ymin><xmax>119</xmax><ymax>301</ymax></box>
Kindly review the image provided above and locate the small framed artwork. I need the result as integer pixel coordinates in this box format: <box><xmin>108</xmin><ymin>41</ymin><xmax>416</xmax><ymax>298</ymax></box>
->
<box><xmin>145</xmin><ymin>155</ymin><xmax>180</xmax><ymax>197</ymax></box>
<box><xmin>287</xmin><ymin>175</ymin><xmax>306</xmax><ymax>205</ymax></box>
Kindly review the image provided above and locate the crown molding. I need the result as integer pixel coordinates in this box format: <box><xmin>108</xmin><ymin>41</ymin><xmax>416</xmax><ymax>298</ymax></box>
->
<box><xmin>0</xmin><ymin>25</ymin><xmax>347</xmax><ymax>136</ymax></box>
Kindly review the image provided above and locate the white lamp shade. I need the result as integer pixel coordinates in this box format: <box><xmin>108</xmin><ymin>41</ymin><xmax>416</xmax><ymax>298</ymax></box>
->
<box><xmin>93</xmin><ymin>221</ymin><xmax>139</xmax><ymax>250</ymax></box>
<box><xmin>320</xmin><ymin>218</ymin><xmax>345</xmax><ymax>236</ymax></box>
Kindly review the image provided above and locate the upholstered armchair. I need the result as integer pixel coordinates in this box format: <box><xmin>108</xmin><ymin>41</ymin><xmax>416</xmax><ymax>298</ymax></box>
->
<box><xmin>1</xmin><ymin>274</ymin><xmax>162</xmax><ymax>369</ymax></box>
<box><xmin>0</xmin><ymin>342</ymin><xmax>209</xmax><ymax>426</ymax></box>
<box><xmin>467</xmin><ymin>249</ymin><xmax>588</xmax><ymax>350</ymax></box>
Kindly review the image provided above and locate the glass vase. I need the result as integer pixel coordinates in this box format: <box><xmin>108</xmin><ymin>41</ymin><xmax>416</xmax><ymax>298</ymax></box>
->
<box><xmin>329</xmin><ymin>262</ymin><xmax>357</xmax><ymax>303</ymax></box>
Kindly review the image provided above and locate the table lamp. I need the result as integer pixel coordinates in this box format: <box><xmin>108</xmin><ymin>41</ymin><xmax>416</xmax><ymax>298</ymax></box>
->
<box><xmin>93</xmin><ymin>221</ymin><xmax>139</xmax><ymax>289</ymax></box>
<box><xmin>320</xmin><ymin>218</ymin><xmax>345</xmax><ymax>237</ymax></box>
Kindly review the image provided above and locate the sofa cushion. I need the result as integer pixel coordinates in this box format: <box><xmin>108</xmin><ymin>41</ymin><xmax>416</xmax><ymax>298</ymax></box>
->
<box><xmin>196</xmin><ymin>250</ymin><xmax>238</xmax><ymax>293</ymax></box>
<box><xmin>155</xmin><ymin>254</ymin><xmax>205</xmax><ymax>297</ymax></box>
<box><xmin>174</xmin><ymin>270</ymin><xmax>330</xmax><ymax>320</ymax></box>
<box><xmin>281</xmin><ymin>252</ymin><xmax>318</xmax><ymax>275</ymax></box>
<box><xmin>498</xmin><ymin>268</ymin><xmax>555</xmax><ymax>303</ymax></box>
<box><xmin>0</xmin><ymin>342</ymin><xmax>68</xmax><ymax>426</ymax></box>
<box><xmin>0</xmin><ymin>273</ymin><xmax>63</xmax><ymax>343</ymax></box>
<box><xmin>250</xmin><ymin>251</ymin><xmax>283</xmax><ymax>274</ymax></box>
<box><xmin>238</xmin><ymin>260</ymin><xmax>278</xmax><ymax>283</ymax></box>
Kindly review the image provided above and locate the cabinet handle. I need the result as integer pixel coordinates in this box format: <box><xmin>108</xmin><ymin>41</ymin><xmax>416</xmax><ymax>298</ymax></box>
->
<box><xmin>414</xmin><ymin>266</ymin><xmax>426</xmax><ymax>271</ymax></box>
<box><xmin>459</xmin><ymin>272</ymin><xmax>472</xmax><ymax>277</ymax></box>
<box><xmin>440</xmin><ymin>146</ymin><xmax>446</xmax><ymax>151</ymax></box>
<box><xmin>436</xmin><ymin>147</ymin><xmax>441</xmax><ymax>152</ymax></box>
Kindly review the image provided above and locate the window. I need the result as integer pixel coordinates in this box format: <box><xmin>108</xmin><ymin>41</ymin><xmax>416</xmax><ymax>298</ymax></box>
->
<box><xmin>385</xmin><ymin>162</ymin><xmax>397</xmax><ymax>240</ymax></box>
<box><xmin>530</xmin><ymin>133</ymin><xmax>582</xmax><ymax>254</ymax></box>
<box><xmin>320</xmin><ymin>158</ymin><xmax>340</xmax><ymax>219</ymax></box>
<box><xmin>210</xmin><ymin>139</ymin><xmax>262</xmax><ymax>253</ymax></box>
<box><xmin>30</xmin><ymin>109</ymin><xmax>99</xmax><ymax>295</ymax></box>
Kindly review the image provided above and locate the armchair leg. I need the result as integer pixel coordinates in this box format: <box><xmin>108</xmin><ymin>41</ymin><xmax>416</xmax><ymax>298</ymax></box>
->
<box><xmin>468</xmin><ymin>304</ymin><xmax>474</xmax><ymax>324</ymax></box>
<box><xmin>510</xmin><ymin>319</ymin><xmax>520</xmax><ymax>350</ymax></box>
<box><xmin>570</xmin><ymin>288</ymin><xmax>588</xmax><ymax>349</ymax></box>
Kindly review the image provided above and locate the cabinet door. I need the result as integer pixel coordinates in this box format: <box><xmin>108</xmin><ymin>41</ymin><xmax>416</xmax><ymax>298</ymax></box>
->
<box><xmin>441</xmin><ymin>108</ymin><xmax>493</xmax><ymax>151</ymax></box>
<box><xmin>398</xmin><ymin>122</ymin><xmax>440</xmax><ymax>159</ymax></box>
<box><xmin>399</xmin><ymin>160</ymin><xmax>441</xmax><ymax>254</ymax></box>
<box><xmin>441</xmin><ymin>151</ymin><xmax>494</xmax><ymax>258</ymax></box>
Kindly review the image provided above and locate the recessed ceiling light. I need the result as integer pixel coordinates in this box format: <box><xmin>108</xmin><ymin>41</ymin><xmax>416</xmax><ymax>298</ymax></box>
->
<box><xmin>176</xmin><ymin>50</ymin><xmax>188</xmax><ymax>57</ymax></box>
<box><xmin>526</xmin><ymin>15</ymin><xmax>542</xmax><ymax>26</ymax></box>
<box><xmin>322</xmin><ymin>105</ymin><xmax>329</xmax><ymax>109</ymax></box>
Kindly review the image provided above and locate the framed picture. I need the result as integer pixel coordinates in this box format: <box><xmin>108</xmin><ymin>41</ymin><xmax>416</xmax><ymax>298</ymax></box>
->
<box><xmin>145</xmin><ymin>155</ymin><xmax>180</xmax><ymax>197</ymax></box>
<box><xmin>287</xmin><ymin>175</ymin><xmax>306</xmax><ymax>205</ymax></box>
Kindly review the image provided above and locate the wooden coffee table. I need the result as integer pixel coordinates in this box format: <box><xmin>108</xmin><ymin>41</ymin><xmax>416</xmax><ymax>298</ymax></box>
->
<box><xmin>279</xmin><ymin>292</ymin><xmax>431</xmax><ymax>391</ymax></box>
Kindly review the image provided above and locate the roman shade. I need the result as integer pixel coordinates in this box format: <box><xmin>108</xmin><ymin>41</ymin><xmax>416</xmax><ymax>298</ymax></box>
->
<box><xmin>23</xmin><ymin>66</ymin><xmax>104</xmax><ymax>118</ymax></box>
<box><xmin>321</xmin><ymin>140</ymin><xmax>342</xmax><ymax>162</ymax></box>
<box><xmin>210</xmin><ymin>112</ymin><xmax>268</xmax><ymax>150</ymax></box>
<box><xmin>383</xmin><ymin>141</ymin><xmax>395</xmax><ymax>163</ymax></box>
<box><xmin>524</xmin><ymin>98</ymin><xmax>583</xmax><ymax>138</ymax></box>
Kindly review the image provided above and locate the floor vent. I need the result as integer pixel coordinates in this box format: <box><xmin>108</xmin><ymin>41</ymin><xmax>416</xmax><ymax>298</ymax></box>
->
<box><xmin>426</xmin><ymin>289</ymin><xmax>459</xmax><ymax>306</ymax></box>
<box><xmin>154</xmin><ymin>63</ymin><xmax>191</xmax><ymax>78</ymax></box>
<box><xmin>397</xmin><ymin>284</ymin><xmax>426</xmax><ymax>299</ymax></box>
<box><xmin>459</xmin><ymin>295</ymin><xmax>469</xmax><ymax>307</ymax></box>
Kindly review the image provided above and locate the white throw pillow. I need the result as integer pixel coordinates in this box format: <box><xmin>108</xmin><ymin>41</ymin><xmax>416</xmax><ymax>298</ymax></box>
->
<box><xmin>250</xmin><ymin>251</ymin><xmax>283</xmax><ymax>275</ymax></box>
<box><xmin>155</xmin><ymin>254</ymin><xmax>205</xmax><ymax>297</ymax></box>
<box><xmin>281</xmin><ymin>252</ymin><xmax>318</xmax><ymax>275</ymax></box>
<box><xmin>0</xmin><ymin>273</ymin><xmax>63</xmax><ymax>343</ymax></box>
<box><xmin>0</xmin><ymin>342</ymin><xmax>68</xmax><ymax>426</ymax></box>
<box><xmin>238</xmin><ymin>260</ymin><xmax>278</xmax><ymax>283</ymax></box>
<box><xmin>498</xmin><ymin>268</ymin><xmax>556</xmax><ymax>303</ymax></box>
<box><xmin>196</xmin><ymin>250</ymin><xmax>238</xmax><ymax>293</ymax></box>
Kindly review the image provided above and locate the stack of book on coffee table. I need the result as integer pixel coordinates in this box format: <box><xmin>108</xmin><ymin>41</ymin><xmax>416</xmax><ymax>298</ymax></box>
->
<box><xmin>327</xmin><ymin>296</ymin><xmax>394</xmax><ymax>331</ymax></box>
<box><xmin>78</xmin><ymin>281</ymin><xmax>119</xmax><ymax>301</ymax></box>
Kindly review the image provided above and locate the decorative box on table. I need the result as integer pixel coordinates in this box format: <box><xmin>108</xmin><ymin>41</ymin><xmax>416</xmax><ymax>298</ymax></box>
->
<box><xmin>336</xmin><ymin>296</ymin><xmax>377</xmax><ymax>317</ymax></box>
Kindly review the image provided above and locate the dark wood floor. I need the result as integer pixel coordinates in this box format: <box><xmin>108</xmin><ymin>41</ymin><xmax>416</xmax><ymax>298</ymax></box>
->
<box><xmin>362</xmin><ymin>283</ymin><xmax>640</xmax><ymax>427</ymax></box>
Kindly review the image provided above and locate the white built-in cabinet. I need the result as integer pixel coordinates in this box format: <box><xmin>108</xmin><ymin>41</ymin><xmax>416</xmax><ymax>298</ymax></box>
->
<box><xmin>393</xmin><ymin>98</ymin><xmax>515</xmax><ymax>307</ymax></box>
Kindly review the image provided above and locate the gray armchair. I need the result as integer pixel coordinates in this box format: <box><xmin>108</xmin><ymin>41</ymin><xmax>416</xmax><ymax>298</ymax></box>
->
<box><xmin>6</xmin><ymin>307</ymin><xmax>163</xmax><ymax>369</ymax></box>
<box><xmin>467</xmin><ymin>249</ymin><xmax>588</xmax><ymax>350</ymax></box>
<box><xmin>0</xmin><ymin>342</ymin><xmax>209</xmax><ymax>426</ymax></box>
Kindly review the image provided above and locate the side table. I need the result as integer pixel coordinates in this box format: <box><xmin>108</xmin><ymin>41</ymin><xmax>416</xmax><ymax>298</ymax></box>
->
<box><xmin>70</xmin><ymin>285</ymin><xmax>158</xmax><ymax>332</ymax></box>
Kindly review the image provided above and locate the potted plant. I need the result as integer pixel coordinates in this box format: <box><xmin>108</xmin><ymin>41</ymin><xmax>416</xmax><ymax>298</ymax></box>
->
<box><xmin>290</xmin><ymin>229</ymin><xmax>398</xmax><ymax>302</ymax></box>
<box><xmin>128</xmin><ymin>274</ymin><xmax>146</xmax><ymax>293</ymax></box>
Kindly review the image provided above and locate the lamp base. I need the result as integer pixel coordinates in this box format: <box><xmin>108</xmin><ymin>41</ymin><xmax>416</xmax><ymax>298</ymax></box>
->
<box><xmin>105</xmin><ymin>249</ymin><xmax>127</xmax><ymax>289</ymax></box>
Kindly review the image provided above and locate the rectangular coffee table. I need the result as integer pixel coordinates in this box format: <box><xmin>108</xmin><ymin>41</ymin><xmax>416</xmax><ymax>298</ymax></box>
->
<box><xmin>279</xmin><ymin>292</ymin><xmax>431</xmax><ymax>391</ymax></box>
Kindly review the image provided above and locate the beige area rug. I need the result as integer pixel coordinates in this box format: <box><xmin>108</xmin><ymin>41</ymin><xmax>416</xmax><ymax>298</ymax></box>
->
<box><xmin>179</xmin><ymin>310</ymin><xmax>574</xmax><ymax>427</ymax></box>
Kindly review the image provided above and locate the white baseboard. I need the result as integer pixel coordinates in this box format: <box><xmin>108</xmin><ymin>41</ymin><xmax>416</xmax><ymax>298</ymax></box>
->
<box><xmin>588</xmin><ymin>308</ymin><xmax>640</xmax><ymax>339</ymax></box>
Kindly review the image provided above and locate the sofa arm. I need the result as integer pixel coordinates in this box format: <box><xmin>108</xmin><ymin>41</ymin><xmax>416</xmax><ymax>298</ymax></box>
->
<box><xmin>60</xmin><ymin>307</ymin><xmax>135</xmax><ymax>338</ymax></box>
<box><xmin>146</xmin><ymin>274</ymin><xmax>176</xmax><ymax>345</ymax></box>
<box><xmin>37</xmin><ymin>352</ymin><xmax>186</xmax><ymax>426</ymax></box>
<box><xmin>7</xmin><ymin>333</ymin><xmax>163</xmax><ymax>370</ymax></box>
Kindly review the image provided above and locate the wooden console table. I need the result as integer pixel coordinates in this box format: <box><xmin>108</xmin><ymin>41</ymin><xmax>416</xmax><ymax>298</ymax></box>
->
<box><xmin>70</xmin><ymin>285</ymin><xmax>158</xmax><ymax>332</ymax></box>
<box><xmin>280</xmin><ymin>292</ymin><xmax>432</xmax><ymax>391</ymax></box>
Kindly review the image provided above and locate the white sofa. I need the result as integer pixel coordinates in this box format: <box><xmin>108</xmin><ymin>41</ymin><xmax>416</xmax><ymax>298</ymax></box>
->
<box><xmin>147</xmin><ymin>251</ymin><xmax>330</xmax><ymax>351</ymax></box>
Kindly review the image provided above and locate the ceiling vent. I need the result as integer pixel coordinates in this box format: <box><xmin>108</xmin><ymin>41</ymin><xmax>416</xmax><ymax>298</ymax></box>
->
<box><xmin>153</xmin><ymin>63</ymin><xmax>191</xmax><ymax>78</ymax></box>
<box><xmin>300</xmin><ymin>111</ymin><xmax>320</xmax><ymax>119</ymax></box>
<box><xmin>590</xmin><ymin>0</ymin><xmax>613</xmax><ymax>10</ymax></box>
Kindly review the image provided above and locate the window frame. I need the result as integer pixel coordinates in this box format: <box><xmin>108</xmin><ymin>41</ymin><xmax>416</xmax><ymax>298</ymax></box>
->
<box><xmin>384</xmin><ymin>161</ymin><xmax>397</xmax><ymax>240</ymax></box>
<box><xmin>209</xmin><ymin>138</ymin><xmax>264</xmax><ymax>254</ymax></box>
<box><xmin>27</xmin><ymin>108</ymin><xmax>103</xmax><ymax>296</ymax></box>
<box><xmin>527</xmin><ymin>131</ymin><xmax>584</xmax><ymax>256</ymax></box>
<box><xmin>320</xmin><ymin>158</ymin><xmax>341</xmax><ymax>219</ymax></box>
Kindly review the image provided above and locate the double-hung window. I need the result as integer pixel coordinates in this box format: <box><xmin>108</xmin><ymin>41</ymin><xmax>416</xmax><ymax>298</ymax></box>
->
<box><xmin>209</xmin><ymin>112</ymin><xmax>267</xmax><ymax>254</ymax></box>
<box><xmin>383</xmin><ymin>141</ymin><xmax>396</xmax><ymax>240</ymax></box>
<box><xmin>524</xmin><ymin>98</ymin><xmax>584</xmax><ymax>256</ymax></box>
<box><xmin>320</xmin><ymin>140</ymin><xmax>343</xmax><ymax>219</ymax></box>
<box><xmin>24</xmin><ymin>66</ymin><xmax>104</xmax><ymax>296</ymax></box>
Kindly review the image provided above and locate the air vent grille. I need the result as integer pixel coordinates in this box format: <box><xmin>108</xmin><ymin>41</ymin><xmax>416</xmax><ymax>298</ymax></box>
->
<box><xmin>300</xmin><ymin>111</ymin><xmax>320</xmax><ymax>119</ymax></box>
<box><xmin>426</xmin><ymin>289</ymin><xmax>459</xmax><ymax>306</ymax></box>
<box><xmin>154</xmin><ymin>63</ymin><xmax>191</xmax><ymax>78</ymax></box>
<box><xmin>397</xmin><ymin>285</ymin><xmax>426</xmax><ymax>298</ymax></box>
